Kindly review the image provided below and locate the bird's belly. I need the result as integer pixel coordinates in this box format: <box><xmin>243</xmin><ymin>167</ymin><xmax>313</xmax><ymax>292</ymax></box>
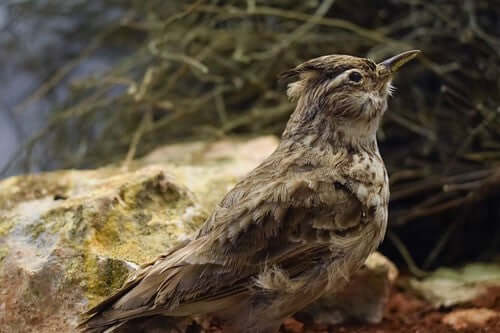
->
<box><xmin>325</xmin><ymin>211</ymin><xmax>387</xmax><ymax>289</ymax></box>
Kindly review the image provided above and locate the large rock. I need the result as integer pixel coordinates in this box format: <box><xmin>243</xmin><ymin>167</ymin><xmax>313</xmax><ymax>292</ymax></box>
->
<box><xmin>0</xmin><ymin>136</ymin><xmax>395</xmax><ymax>332</ymax></box>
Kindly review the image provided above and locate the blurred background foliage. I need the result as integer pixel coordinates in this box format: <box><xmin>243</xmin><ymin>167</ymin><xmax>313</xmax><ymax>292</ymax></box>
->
<box><xmin>2</xmin><ymin>0</ymin><xmax>500</xmax><ymax>272</ymax></box>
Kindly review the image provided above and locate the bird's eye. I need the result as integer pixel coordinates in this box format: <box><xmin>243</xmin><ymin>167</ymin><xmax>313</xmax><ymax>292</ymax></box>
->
<box><xmin>348</xmin><ymin>71</ymin><xmax>363</xmax><ymax>83</ymax></box>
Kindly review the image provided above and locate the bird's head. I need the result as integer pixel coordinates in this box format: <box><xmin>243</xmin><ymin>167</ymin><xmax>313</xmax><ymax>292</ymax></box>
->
<box><xmin>281</xmin><ymin>50</ymin><xmax>420</xmax><ymax>142</ymax></box>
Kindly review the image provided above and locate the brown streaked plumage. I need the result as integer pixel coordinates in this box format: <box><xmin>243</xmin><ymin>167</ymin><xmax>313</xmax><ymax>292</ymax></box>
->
<box><xmin>78</xmin><ymin>50</ymin><xmax>420</xmax><ymax>333</ymax></box>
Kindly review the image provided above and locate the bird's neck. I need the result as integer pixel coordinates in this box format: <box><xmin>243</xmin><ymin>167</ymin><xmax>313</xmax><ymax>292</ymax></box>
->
<box><xmin>281</xmin><ymin>100</ymin><xmax>380</xmax><ymax>153</ymax></box>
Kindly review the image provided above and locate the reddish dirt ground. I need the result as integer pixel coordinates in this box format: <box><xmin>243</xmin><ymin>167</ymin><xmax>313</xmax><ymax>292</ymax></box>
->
<box><xmin>283</xmin><ymin>286</ymin><xmax>500</xmax><ymax>333</ymax></box>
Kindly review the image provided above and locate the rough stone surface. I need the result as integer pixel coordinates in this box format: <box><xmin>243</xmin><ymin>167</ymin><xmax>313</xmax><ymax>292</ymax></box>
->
<box><xmin>0</xmin><ymin>136</ymin><xmax>395</xmax><ymax>332</ymax></box>
<box><xmin>409</xmin><ymin>263</ymin><xmax>500</xmax><ymax>308</ymax></box>
<box><xmin>442</xmin><ymin>308</ymin><xmax>499</xmax><ymax>330</ymax></box>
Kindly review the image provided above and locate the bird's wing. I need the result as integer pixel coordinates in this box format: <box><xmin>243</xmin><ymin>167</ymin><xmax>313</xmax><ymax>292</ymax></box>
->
<box><xmin>80</xmin><ymin>154</ymin><xmax>366</xmax><ymax>330</ymax></box>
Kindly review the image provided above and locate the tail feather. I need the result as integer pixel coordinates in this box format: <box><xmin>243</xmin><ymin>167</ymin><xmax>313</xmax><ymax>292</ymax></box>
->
<box><xmin>77</xmin><ymin>278</ymin><xmax>187</xmax><ymax>332</ymax></box>
<box><xmin>83</xmin><ymin>273</ymin><xmax>144</xmax><ymax>319</ymax></box>
<box><xmin>78</xmin><ymin>307</ymin><xmax>161</xmax><ymax>331</ymax></box>
<box><xmin>77</xmin><ymin>277</ymin><xmax>154</xmax><ymax>331</ymax></box>
<box><xmin>79</xmin><ymin>315</ymin><xmax>188</xmax><ymax>333</ymax></box>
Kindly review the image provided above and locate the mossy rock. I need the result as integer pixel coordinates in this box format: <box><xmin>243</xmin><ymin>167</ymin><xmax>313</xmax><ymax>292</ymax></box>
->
<box><xmin>0</xmin><ymin>136</ymin><xmax>279</xmax><ymax>332</ymax></box>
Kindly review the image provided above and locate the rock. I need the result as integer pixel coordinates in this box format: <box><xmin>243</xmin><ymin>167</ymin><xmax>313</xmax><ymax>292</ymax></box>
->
<box><xmin>0</xmin><ymin>167</ymin><xmax>199</xmax><ymax>332</ymax></box>
<box><xmin>442</xmin><ymin>308</ymin><xmax>499</xmax><ymax>330</ymax></box>
<box><xmin>139</xmin><ymin>135</ymin><xmax>280</xmax><ymax>211</ymax></box>
<box><xmin>409</xmin><ymin>263</ymin><xmax>500</xmax><ymax>308</ymax></box>
<box><xmin>0</xmin><ymin>136</ymin><xmax>396</xmax><ymax>332</ymax></box>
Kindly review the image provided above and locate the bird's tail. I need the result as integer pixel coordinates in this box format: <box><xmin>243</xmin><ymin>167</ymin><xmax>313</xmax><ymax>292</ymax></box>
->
<box><xmin>77</xmin><ymin>284</ymin><xmax>188</xmax><ymax>333</ymax></box>
<box><xmin>78</xmin><ymin>314</ymin><xmax>190</xmax><ymax>333</ymax></box>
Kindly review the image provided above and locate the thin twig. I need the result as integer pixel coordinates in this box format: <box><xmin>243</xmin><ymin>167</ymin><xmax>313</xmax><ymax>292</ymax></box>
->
<box><xmin>247</xmin><ymin>0</ymin><xmax>336</xmax><ymax>60</ymax></box>
<box><xmin>388</xmin><ymin>231</ymin><xmax>429</xmax><ymax>278</ymax></box>
<box><xmin>195</xmin><ymin>4</ymin><xmax>411</xmax><ymax>48</ymax></box>
<box><xmin>13</xmin><ymin>27</ymin><xmax>113</xmax><ymax>114</ymax></box>
<box><xmin>121</xmin><ymin>111</ymin><xmax>152</xmax><ymax>171</ymax></box>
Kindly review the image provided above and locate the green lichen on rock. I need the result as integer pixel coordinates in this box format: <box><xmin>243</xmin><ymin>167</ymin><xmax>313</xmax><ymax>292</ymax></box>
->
<box><xmin>0</xmin><ymin>246</ymin><xmax>7</xmax><ymax>262</ymax></box>
<box><xmin>79</xmin><ymin>169</ymin><xmax>199</xmax><ymax>264</ymax></box>
<box><xmin>80</xmin><ymin>253</ymin><xmax>132</xmax><ymax>305</ymax></box>
<box><xmin>25</xmin><ymin>221</ymin><xmax>47</xmax><ymax>239</ymax></box>
<box><xmin>0</xmin><ymin>172</ymin><xmax>70</xmax><ymax>211</ymax></box>
<box><xmin>0</xmin><ymin>217</ymin><xmax>14</xmax><ymax>237</ymax></box>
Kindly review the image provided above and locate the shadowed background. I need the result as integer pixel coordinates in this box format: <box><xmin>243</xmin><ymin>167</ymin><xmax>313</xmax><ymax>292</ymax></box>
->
<box><xmin>1</xmin><ymin>0</ymin><xmax>500</xmax><ymax>272</ymax></box>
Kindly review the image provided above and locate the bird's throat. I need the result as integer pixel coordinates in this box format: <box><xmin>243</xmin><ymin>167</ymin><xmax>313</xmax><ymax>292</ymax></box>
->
<box><xmin>282</xmin><ymin>102</ymin><xmax>380</xmax><ymax>152</ymax></box>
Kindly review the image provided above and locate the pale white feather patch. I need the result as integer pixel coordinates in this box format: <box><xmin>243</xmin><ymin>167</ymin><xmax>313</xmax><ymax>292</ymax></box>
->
<box><xmin>256</xmin><ymin>266</ymin><xmax>310</xmax><ymax>293</ymax></box>
<box><xmin>287</xmin><ymin>81</ymin><xmax>305</xmax><ymax>101</ymax></box>
<box><xmin>387</xmin><ymin>82</ymin><xmax>396</xmax><ymax>96</ymax></box>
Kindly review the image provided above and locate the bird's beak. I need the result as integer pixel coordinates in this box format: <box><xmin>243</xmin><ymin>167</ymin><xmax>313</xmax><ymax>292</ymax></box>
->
<box><xmin>378</xmin><ymin>50</ymin><xmax>421</xmax><ymax>75</ymax></box>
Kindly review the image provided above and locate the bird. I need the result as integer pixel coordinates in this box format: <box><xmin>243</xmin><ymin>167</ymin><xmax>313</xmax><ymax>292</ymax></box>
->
<box><xmin>78</xmin><ymin>50</ymin><xmax>420</xmax><ymax>333</ymax></box>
